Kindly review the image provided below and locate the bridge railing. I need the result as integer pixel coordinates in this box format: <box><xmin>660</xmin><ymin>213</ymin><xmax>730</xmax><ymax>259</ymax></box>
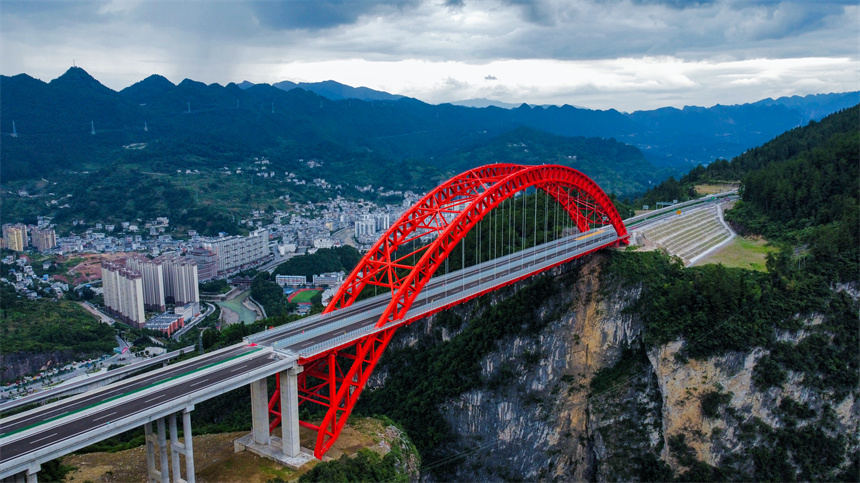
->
<box><xmin>293</xmin><ymin>231</ymin><xmax>618</xmax><ymax>357</ymax></box>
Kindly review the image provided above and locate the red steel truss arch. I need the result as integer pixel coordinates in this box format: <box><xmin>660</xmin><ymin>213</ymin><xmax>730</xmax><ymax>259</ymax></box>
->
<box><xmin>269</xmin><ymin>163</ymin><xmax>627</xmax><ymax>458</ymax></box>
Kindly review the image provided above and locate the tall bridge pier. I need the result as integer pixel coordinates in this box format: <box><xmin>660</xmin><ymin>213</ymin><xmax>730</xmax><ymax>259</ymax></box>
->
<box><xmin>144</xmin><ymin>406</ymin><xmax>196</xmax><ymax>483</ymax></box>
<box><xmin>234</xmin><ymin>367</ymin><xmax>312</xmax><ymax>469</ymax></box>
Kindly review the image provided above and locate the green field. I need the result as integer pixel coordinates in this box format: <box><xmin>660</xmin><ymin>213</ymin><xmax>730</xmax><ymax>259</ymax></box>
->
<box><xmin>695</xmin><ymin>236</ymin><xmax>777</xmax><ymax>271</ymax></box>
<box><xmin>290</xmin><ymin>289</ymin><xmax>322</xmax><ymax>303</ymax></box>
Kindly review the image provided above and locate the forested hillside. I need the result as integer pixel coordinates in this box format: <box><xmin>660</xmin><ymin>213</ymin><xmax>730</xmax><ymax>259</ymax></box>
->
<box><xmin>725</xmin><ymin>106</ymin><xmax>859</xmax><ymax>282</ymax></box>
<box><xmin>637</xmin><ymin>105</ymin><xmax>859</xmax><ymax>210</ymax></box>
<box><xmin>442</xmin><ymin>127</ymin><xmax>662</xmax><ymax>197</ymax></box>
<box><xmin>3</xmin><ymin>68</ymin><xmax>856</xmax><ymax>185</ymax></box>
<box><xmin>0</xmin><ymin>281</ymin><xmax>116</xmax><ymax>381</ymax></box>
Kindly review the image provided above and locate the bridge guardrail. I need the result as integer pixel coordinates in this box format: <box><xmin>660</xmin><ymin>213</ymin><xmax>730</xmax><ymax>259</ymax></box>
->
<box><xmin>294</xmin><ymin>232</ymin><xmax>618</xmax><ymax>357</ymax></box>
<box><xmin>0</xmin><ymin>345</ymin><xmax>197</xmax><ymax>413</ymax></box>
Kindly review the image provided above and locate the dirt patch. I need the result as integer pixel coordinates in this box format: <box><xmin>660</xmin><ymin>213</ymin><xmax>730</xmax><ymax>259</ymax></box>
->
<box><xmin>65</xmin><ymin>253</ymin><xmax>135</xmax><ymax>285</ymax></box>
<box><xmin>63</xmin><ymin>418</ymin><xmax>400</xmax><ymax>483</ymax></box>
<box><xmin>694</xmin><ymin>183</ymin><xmax>739</xmax><ymax>195</ymax></box>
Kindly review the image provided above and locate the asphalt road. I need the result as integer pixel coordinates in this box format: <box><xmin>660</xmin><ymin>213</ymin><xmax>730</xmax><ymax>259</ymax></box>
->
<box><xmin>259</xmin><ymin>230</ymin><xmax>618</xmax><ymax>352</ymax></box>
<box><xmin>0</xmin><ymin>343</ymin><xmax>257</xmax><ymax>438</ymax></box>
<box><xmin>0</xmin><ymin>348</ymin><xmax>282</xmax><ymax>465</ymax></box>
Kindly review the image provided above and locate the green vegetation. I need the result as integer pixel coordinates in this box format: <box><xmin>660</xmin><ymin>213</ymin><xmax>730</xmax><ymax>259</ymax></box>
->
<box><xmin>272</xmin><ymin>246</ymin><xmax>360</xmax><ymax>281</ymax></box>
<box><xmin>199</xmin><ymin>279</ymin><xmax>230</xmax><ymax>294</ymax></box>
<box><xmin>635</xmin><ymin>105</ymin><xmax>858</xmax><ymax>209</ymax></box>
<box><xmin>589</xmin><ymin>346</ymin><xmax>643</xmax><ymax>394</ymax></box>
<box><xmin>250</xmin><ymin>273</ymin><xmax>290</xmax><ymax>317</ymax></box>
<box><xmin>700</xmin><ymin>390</ymin><xmax>732</xmax><ymax>419</ymax></box>
<box><xmin>694</xmin><ymin>235</ymin><xmax>776</xmax><ymax>271</ymax></box>
<box><xmin>607</xmin><ymin>249</ymin><xmax>858</xmax><ymax>398</ymax></box>
<box><xmin>299</xmin><ymin>448</ymin><xmax>409</xmax><ymax>483</ymax></box>
<box><xmin>289</xmin><ymin>289</ymin><xmax>322</xmax><ymax>303</ymax></box>
<box><xmin>0</xmin><ymin>281</ymin><xmax>115</xmax><ymax>358</ymax></box>
<box><xmin>739</xmin><ymin>408</ymin><xmax>851</xmax><ymax>481</ymax></box>
<box><xmin>725</xmin><ymin>118</ymin><xmax>859</xmax><ymax>282</ymax></box>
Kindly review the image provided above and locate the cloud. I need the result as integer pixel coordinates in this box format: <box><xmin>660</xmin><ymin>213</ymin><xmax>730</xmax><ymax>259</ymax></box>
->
<box><xmin>1</xmin><ymin>0</ymin><xmax>856</xmax><ymax>110</ymax></box>
<box><xmin>248</xmin><ymin>0</ymin><xmax>421</xmax><ymax>30</ymax></box>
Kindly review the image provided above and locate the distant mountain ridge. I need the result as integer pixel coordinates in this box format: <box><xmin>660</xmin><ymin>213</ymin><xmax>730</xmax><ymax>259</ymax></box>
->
<box><xmin>1</xmin><ymin>67</ymin><xmax>857</xmax><ymax>185</ymax></box>
<box><xmin>239</xmin><ymin>79</ymin><xmax>403</xmax><ymax>102</ymax></box>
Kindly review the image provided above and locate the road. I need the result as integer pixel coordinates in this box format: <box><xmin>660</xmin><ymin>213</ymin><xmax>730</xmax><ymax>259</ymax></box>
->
<box><xmin>254</xmin><ymin>229</ymin><xmax>618</xmax><ymax>354</ymax></box>
<box><xmin>171</xmin><ymin>302</ymin><xmax>216</xmax><ymax>340</ymax></box>
<box><xmin>0</xmin><ymin>344</ymin><xmax>271</xmax><ymax>466</ymax></box>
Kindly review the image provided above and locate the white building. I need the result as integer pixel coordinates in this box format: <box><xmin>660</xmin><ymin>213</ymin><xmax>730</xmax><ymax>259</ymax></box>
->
<box><xmin>126</xmin><ymin>257</ymin><xmax>166</xmax><ymax>312</ymax></box>
<box><xmin>163</xmin><ymin>257</ymin><xmax>199</xmax><ymax>306</ymax></box>
<box><xmin>275</xmin><ymin>275</ymin><xmax>306</xmax><ymax>287</ymax></box>
<box><xmin>313</xmin><ymin>271</ymin><xmax>345</xmax><ymax>286</ymax></box>
<box><xmin>199</xmin><ymin>229</ymin><xmax>268</xmax><ymax>275</ymax></box>
<box><xmin>102</xmin><ymin>260</ymin><xmax>146</xmax><ymax>328</ymax></box>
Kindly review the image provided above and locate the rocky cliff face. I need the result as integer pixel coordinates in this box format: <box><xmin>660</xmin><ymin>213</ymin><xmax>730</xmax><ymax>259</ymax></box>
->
<box><xmin>368</xmin><ymin>251</ymin><xmax>858</xmax><ymax>481</ymax></box>
<box><xmin>0</xmin><ymin>350</ymin><xmax>76</xmax><ymax>383</ymax></box>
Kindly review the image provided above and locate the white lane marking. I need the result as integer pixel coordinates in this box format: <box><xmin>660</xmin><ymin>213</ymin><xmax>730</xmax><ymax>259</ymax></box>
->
<box><xmin>92</xmin><ymin>411</ymin><xmax>117</xmax><ymax>422</ymax></box>
<box><xmin>229</xmin><ymin>365</ymin><xmax>248</xmax><ymax>373</ymax></box>
<box><xmin>29</xmin><ymin>432</ymin><xmax>58</xmax><ymax>445</ymax></box>
<box><xmin>189</xmin><ymin>379</ymin><xmax>209</xmax><ymax>388</ymax></box>
<box><xmin>143</xmin><ymin>394</ymin><xmax>165</xmax><ymax>404</ymax></box>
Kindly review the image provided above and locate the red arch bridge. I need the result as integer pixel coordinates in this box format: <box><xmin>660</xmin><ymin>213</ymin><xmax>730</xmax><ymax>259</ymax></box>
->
<box><xmin>267</xmin><ymin>163</ymin><xmax>628</xmax><ymax>458</ymax></box>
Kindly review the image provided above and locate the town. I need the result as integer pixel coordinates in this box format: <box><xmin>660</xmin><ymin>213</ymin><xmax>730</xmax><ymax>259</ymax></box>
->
<box><xmin>1</xmin><ymin>181</ymin><xmax>422</xmax><ymax>336</ymax></box>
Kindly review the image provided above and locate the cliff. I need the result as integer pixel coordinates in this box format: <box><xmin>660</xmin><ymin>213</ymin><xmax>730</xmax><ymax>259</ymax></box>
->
<box><xmin>362</xmin><ymin>250</ymin><xmax>858</xmax><ymax>481</ymax></box>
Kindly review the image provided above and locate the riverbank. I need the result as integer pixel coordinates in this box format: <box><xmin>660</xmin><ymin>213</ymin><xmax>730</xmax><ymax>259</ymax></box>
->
<box><xmin>215</xmin><ymin>290</ymin><xmax>259</xmax><ymax>326</ymax></box>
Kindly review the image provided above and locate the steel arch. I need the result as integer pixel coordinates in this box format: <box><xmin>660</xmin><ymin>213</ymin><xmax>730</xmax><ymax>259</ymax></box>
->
<box><xmin>327</xmin><ymin>163</ymin><xmax>626</xmax><ymax>321</ymax></box>
<box><xmin>269</xmin><ymin>163</ymin><xmax>628</xmax><ymax>458</ymax></box>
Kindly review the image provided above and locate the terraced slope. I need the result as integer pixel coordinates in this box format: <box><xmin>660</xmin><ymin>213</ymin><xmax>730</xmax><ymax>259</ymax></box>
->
<box><xmin>638</xmin><ymin>204</ymin><xmax>735</xmax><ymax>265</ymax></box>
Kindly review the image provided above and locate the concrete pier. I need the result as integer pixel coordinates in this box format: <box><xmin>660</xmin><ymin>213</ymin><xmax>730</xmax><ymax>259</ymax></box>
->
<box><xmin>145</xmin><ymin>408</ymin><xmax>195</xmax><ymax>483</ymax></box>
<box><xmin>235</xmin><ymin>370</ymin><xmax>313</xmax><ymax>469</ymax></box>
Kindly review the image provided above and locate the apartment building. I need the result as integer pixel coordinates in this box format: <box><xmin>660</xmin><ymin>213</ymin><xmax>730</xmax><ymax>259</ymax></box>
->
<box><xmin>101</xmin><ymin>260</ymin><xmax>146</xmax><ymax>328</ymax></box>
<box><xmin>2</xmin><ymin>224</ymin><xmax>27</xmax><ymax>252</ymax></box>
<box><xmin>126</xmin><ymin>257</ymin><xmax>166</xmax><ymax>312</ymax></box>
<box><xmin>163</xmin><ymin>257</ymin><xmax>199</xmax><ymax>306</ymax></box>
<box><xmin>199</xmin><ymin>229</ymin><xmax>268</xmax><ymax>275</ymax></box>
<box><xmin>31</xmin><ymin>228</ymin><xmax>57</xmax><ymax>252</ymax></box>
<box><xmin>187</xmin><ymin>247</ymin><xmax>218</xmax><ymax>281</ymax></box>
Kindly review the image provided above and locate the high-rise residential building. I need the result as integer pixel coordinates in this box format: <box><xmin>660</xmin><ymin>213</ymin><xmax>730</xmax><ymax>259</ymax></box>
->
<box><xmin>126</xmin><ymin>257</ymin><xmax>166</xmax><ymax>311</ymax></box>
<box><xmin>101</xmin><ymin>260</ymin><xmax>146</xmax><ymax>328</ymax></box>
<box><xmin>187</xmin><ymin>247</ymin><xmax>218</xmax><ymax>281</ymax></box>
<box><xmin>2</xmin><ymin>224</ymin><xmax>28</xmax><ymax>252</ymax></box>
<box><xmin>354</xmin><ymin>217</ymin><xmax>376</xmax><ymax>241</ymax></box>
<box><xmin>30</xmin><ymin>228</ymin><xmax>57</xmax><ymax>252</ymax></box>
<box><xmin>163</xmin><ymin>257</ymin><xmax>199</xmax><ymax>306</ymax></box>
<box><xmin>199</xmin><ymin>229</ymin><xmax>268</xmax><ymax>275</ymax></box>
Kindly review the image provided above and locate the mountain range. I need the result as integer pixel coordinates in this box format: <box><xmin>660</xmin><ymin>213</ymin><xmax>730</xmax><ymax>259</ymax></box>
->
<box><xmin>1</xmin><ymin>67</ymin><xmax>857</xmax><ymax>189</ymax></box>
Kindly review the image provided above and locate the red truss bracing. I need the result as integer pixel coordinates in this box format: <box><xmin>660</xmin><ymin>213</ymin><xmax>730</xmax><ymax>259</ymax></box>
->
<box><xmin>268</xmin><ymin>164</ymin><xmax>627</xmax><ymax>459</ymax></box>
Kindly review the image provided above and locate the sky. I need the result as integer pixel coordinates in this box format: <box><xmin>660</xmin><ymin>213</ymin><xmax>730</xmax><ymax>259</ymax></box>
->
<box><xmin>1</xmin><ymin>0</ymin><xmax>858</xmax><ymax>111</ymax></box>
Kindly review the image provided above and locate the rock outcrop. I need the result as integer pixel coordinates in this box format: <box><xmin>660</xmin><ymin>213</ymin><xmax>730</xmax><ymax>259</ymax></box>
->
<box><xmin>369</xmin><ymin>251</ymin><xmax>858</xmax><ymax>481</ymax></box>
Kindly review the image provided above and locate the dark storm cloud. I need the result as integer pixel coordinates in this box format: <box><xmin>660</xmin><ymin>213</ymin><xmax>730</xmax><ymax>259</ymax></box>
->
<box><xmin>248</xmin><ymin>0</ymin><xmax>421</xmax><ymax>30</ymax></box>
